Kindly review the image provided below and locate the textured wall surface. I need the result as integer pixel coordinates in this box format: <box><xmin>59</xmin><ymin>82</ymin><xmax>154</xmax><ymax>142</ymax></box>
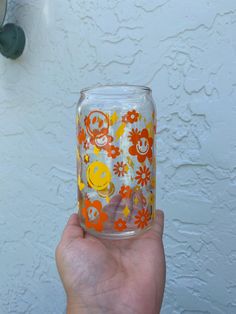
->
<box><xmin>0</xmin><ymin>1</ymin><xmax>236</xmax><ymax>313</ymax></box>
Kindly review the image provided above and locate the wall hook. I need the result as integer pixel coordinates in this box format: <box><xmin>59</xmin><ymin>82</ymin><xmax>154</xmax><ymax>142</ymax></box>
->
<box><xmin>0</xmin><ymin>0</ymin><xmax>25</xmax><ymax>59</ymax></box>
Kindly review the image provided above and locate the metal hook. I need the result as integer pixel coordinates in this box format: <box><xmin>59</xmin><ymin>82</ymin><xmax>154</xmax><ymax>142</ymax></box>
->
<box><xmin>0</xmin><ymin>0</ymin><xmax>25</xmax><ymax>59</ymax></box>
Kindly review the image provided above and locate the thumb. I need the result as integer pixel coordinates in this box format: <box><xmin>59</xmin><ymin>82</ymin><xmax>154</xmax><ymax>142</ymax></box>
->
<box><xmin>61</xmin><ymin>213</ymin><xmax>84</xmax><ymax>242</ymax></box>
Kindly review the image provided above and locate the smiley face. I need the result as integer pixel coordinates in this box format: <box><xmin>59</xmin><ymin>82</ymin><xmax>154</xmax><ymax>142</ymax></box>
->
<box><xmin>95</xmin><ymin>135</ymin><xmax>108</xmax><ymax>148</ymax></box>
<box><xmin>87</xmin><ymin>206</ymin><xmax>99</xmax><ymax>221</ymax></box>
<box><xmin>87</xmin><ymin>161</ymin><xmax>112</xmax><ymax>191</ymax></box>
<box><xmin>86</xmin><ymin>111</ymin><xmax>109</xmax><ymax>138</ymax></box>
<box><xmin>136</xmin><ymin>137</ymin><xmax>149</xmax><ymax>155</ymax></box>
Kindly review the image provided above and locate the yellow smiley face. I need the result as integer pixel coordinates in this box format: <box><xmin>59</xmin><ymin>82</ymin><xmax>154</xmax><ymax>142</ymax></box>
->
<box><xmin>87</xmin><ymin>161</ymin><xmax>112</xmax><ymax>191</ymax></box>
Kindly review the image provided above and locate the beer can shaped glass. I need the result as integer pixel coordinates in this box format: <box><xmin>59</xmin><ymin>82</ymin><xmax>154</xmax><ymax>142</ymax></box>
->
<box><xmin>76</xmin><ymin>85</ymin><xmax>157</xmax><ymax>239</ymax></box>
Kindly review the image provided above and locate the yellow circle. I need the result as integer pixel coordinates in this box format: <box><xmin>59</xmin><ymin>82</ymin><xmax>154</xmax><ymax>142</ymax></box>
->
<box><xmin>87</xmin><ymin>161</ymin><xmax>112</xmax><ymax>191</ymax></box>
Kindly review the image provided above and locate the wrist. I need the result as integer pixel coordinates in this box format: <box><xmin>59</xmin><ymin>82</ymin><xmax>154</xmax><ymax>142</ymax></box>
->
<box><xmin>67</xmin><ymin>301</ymin><xmax>90</xmax><ymax>314</ymax></box>
<box><xmin>66</xmin><ymin>302</ymin><xmax>80</xmax><ymax>314</ymax></box>
<box><xmin>66</xmin><ymin>295</ymin><xmax>83</xmax><ymax>314</ymax></box>
<box><xmin>66</xmin><ymin>298</ymin><xmax>104</xmax><ymax>314</ymax></box>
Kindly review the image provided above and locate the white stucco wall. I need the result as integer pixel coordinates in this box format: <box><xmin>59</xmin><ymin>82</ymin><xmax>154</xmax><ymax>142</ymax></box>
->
<box><xmin>0</xmin><ymin>1</ymin><xmax>236</xmax><ymax>313</ymax></box>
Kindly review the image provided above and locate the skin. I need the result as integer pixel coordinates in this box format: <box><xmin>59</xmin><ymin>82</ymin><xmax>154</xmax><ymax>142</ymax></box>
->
<box><xmin>56</xmin><ymin>210</ymin><xmax>165</xmax><ymax>314</ymax></box>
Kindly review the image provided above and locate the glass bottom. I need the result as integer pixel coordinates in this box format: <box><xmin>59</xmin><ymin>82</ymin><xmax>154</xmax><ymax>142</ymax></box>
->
<box><xmin>80</xmin><ymin>220</ymin><xmax>155</xmax><ymax>240</ymax></box>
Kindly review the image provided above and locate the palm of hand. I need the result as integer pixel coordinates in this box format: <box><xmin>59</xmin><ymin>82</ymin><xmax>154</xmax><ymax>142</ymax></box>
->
<box><xmin>56</xmin><ymin>212</ymin><xmax>165</xmax><ymax>314</ymax></box>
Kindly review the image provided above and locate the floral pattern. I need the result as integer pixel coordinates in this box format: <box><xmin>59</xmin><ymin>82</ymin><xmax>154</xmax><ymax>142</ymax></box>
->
<box><xmin>114</xmin><ymin>218</ymin><xmax>127</xmax><ymax>232</ymax></box>
<box><xmin>122</xmin><ymin>109</ymin><xmax>139</xmax><ymax>124</ymax></box>
<box><xmin>82</xmin><ymin>199</ymin><xmax>108</xmax><ymax>232</ymax></box>
<box><xmin>129</xmin><ymin>128</ymin><xmax>153</xmax><ymax>163</ymax></box>
<box><xmin>119</xmin><ymin>185</ymin><xmax>132</xmax><ymax>199</ymax></box>
<box><xmin>106</xmin><ymin>145</ymin><xmax>120</xmax><ymax>159</ymax></box>
<box><xmin>77</xmin><ymin>108</ymin><xmax>156</xmax><ymax>234</ymax></box>
<box><xmin>135</xmin><ymin>165</ymin><xmax>151</xmax><ymax>186</ymax></box>
<box><xmin>134</xmin><ymin>209</ymin><xmax>150</xmax><ymax>229</ymax></box>
<box><xmin>113</xmin><ymin>161</ymin><xmax>128</xmax><ymax>177</ymax></box>
<box><xmin>128</xmin><ymin>128</ymin><xmax>140</xmax><ymax>143</ymax></box>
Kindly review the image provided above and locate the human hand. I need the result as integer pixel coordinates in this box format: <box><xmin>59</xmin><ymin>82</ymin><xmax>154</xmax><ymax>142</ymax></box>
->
<box><xmin>56</xmin><ymin>210</ymin><xmax>165</xmax><ymax>314</ymax></box>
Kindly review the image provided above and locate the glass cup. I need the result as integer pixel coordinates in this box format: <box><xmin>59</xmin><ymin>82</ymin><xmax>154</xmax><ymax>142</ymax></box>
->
<box><xmin>76</xmin><ymin>85</ymin><xmax>157</xmax><ymax>239</ymax></box>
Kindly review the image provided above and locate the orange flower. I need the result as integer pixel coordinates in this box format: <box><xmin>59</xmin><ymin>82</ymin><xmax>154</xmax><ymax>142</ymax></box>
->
<box><xmin>122</xmin><ymin>110</ymin><xmax>139</xmax><ymax>123</ymax></box>
<box><xmin>84</xmin><ymin>140</ymin><xmax>90</xmax><ymax>150</ymax></box>
<box><xmin>82</xmin><ymin>199</ymin><xmax>108</xmax><ymax>232</ymax></box>
<box><xmin>134</xmin><ymin>208</ymin><xmax>150</xmax><ymax>229</ymax></box>
<box><xmin>119</xmin><ymin>185</ymin><xmax>132</xmax><ymax>198</ymax></box>
<box><xmin>135</xmin><ymin>165</ymin><xmax>151</xmax><ymax>186</ymax></box>
<box><xmin>106</xmin><ymin>145</ymin><xmax>120</xmax><ymax>159</ymax></box>
<box><xmin>128</xmin><ymin>128</ymin><xmax>141</xmax><ymax>143</ymax></box>
<box><xmin>114</xmin><ymin>218</ymin><xmax>127</xmax><ymax>232</ymax></box>
<box><xmin>129</xmin><ymin>128</ymin><xmax>153</xmax><ymax>163</ymax></box>
<box><xmin>113</xmin><ymin>161</ymin><xmax>128</xmax><ymax>177</ymax></box>
<box><xmin>78</xmin><ymin>128</ymin><xmax>86</xmax><ymax>144</ymax></box>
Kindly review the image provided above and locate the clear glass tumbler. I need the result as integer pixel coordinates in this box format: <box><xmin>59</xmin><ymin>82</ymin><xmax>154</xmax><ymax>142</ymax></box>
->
<box><xmin>76</xmin><ymin>85</ymin><xmax>157</xmax><ymax>239</ymax></box>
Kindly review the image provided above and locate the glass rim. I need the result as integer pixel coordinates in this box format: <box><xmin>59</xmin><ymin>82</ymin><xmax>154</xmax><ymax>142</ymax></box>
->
<box><xmin>81</xmin><ymin>84</ymin><xmax>151</xmax><ymax>95</ymax></box>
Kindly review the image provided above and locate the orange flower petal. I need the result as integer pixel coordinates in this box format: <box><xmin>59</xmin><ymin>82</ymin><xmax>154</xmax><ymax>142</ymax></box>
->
<box><xmin>134</xmin><ymin>209</ymin><xmax>150</xmax><ymax>229</ymax></box>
